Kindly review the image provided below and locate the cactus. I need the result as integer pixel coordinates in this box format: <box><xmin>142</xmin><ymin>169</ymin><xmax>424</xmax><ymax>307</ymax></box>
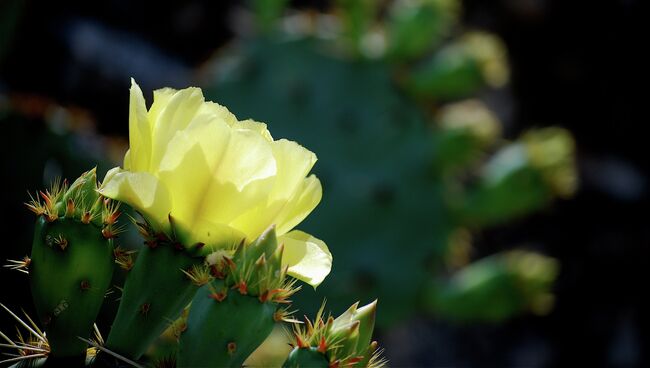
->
<box><xmin>178</xmin><ymin>226</ymin><xmax>297</xmax><ymax>367</ymax></box>
<box><xmin>25</xmin><ymin>168</ymin><xmax>119</xmax><ymax>359</ymax></box>
<box><xmin>283</xmin><ymin>300</ymin><xmax>385</xmax><ymax>368</ymax></box>
<box><xmin>104</xmin><ymin>218</ymin><xmax>203</xmax><ymax>359</ymax></box>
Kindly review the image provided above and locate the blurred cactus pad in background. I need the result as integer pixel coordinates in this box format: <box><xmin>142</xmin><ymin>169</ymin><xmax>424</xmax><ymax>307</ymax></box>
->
<box><xmin>201</xmin><ymin>0</ymin><xmax>576</xmax><ymax>325</ymax></box>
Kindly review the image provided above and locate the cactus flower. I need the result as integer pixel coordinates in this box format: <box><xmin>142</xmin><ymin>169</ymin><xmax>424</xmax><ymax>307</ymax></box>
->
<box><xmin>99</xmin><ymin>79</ymin><xmax>331</xmax><ymax>286</ymax></box>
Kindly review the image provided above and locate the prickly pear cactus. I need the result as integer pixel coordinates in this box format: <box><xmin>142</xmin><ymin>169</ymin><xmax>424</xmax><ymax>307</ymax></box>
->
<box><xmin>25</xmin><ymin>168</ymin><xmax>120</xmax><ymax>358</ymax></box>
<box><xmin>104</xmin><ymin>218</ymin><xmax>203</xmax><ymax>359</ymax></box>
<box><xmin>284</xmin><ymin>300</ymin><xmax>385</xmax><ymax>368</ymax></box>
<box><xmin>178</xmin><ymin>227</ymin><xmax>297</xmax><ymax>367</ymax></box>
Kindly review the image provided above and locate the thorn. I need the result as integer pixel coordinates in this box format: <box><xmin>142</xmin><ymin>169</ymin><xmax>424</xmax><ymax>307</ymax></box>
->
<box><xmin>294</xmin><ymin>331</ymin><xmax>309</xmax><ymax>349</ymax></box>
<box><xmin>317</xmin><ymin>335</ymin><xmax>328</xmax><ymax>354</ymax></box>
<box><xmin>104</xmin><ymin>210</ymin><xmax>121</xmax><ymax>226</ymax></box>
<box><xmin>227</xmin><ymin>342</ymin><xmax>237</xmax><ymax>356</ymax></box>
<box><xmin>80</xmin><ymin>280</ymin><xmax>91</xmax><ymax>291</ymax></box>
<box><xmin>224</xmin><ymin>256</ymin><xmax>237</xmax><ymax>271</ymax></box>
<box><xmin>209</xmin><ymin>264</ymin><xmax>225</xmax><ymax>279</ymax></box>
<box><xmin>232</xmin><ymin>281</ymin><xmax>248</xmax><ymax>295</ymax></box>
<box><xmin>329</xmin><ymin>360</ymin><xmax>340</xmax><ymax>368</ymax></box>
<box><xmin>50</xmin><ymin>234</ymin><xmax>68</xmax><ymax>251</ymax></box>
<box><xmin>209</xmin><ymin>291</ymin><xmax>227</xmax><ymax>302</ymax></box>
<box><xmin>102</xmin><ymin>226</ymin><xmax>118</xmax><ymax>239</ymax></box>
<box><xmin>65</xmin><ymin>198</ymin><xmax>75</xmax><ymax>217</ymax></box>
<box><xmin>145</xmin><ymin>240</ymin><xmax>158</xmax><ymax>249</ymax></box>
<box><xmin>304</xmin><ymin>315</ymin><xmax>314</xmax><ymax>335</ymax></box>
<box><xmin>81</xmin><ymin>211</ymin><xmax>92</xmax><ymax>224</ymax></box>
<box><xmin>255</xmin><ymin>254</ymin><xmax>266</xmax><ymax>267</ymax></box>
<box><xmin>347</xmin><ymin>356</ymin><xmax>364</xmax><ymax>366</ymax></box>
<box><xmin>139</xmin><ymin>303</ymin><xmax>150</xmax><ymax>316</ymax></box>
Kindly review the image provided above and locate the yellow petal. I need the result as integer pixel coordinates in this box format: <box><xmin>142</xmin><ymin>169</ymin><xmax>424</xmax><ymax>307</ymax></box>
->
<box><xmin>98</xmin><ymin>167</ymin><xmax>172</xmax><ymax>232</ymax></box>
<box><xmin>236</xmin><ymin>119</ymin><xmax>273</xmax><ymax>141</ymax></box>
<box><xmin>274</xmin><ymin>175</ymin><xmax>322</xmax><ymax>236</ymax></box>
<box><xmin>279</xmin><ymin>230</ymin><xmax>332</xmax><ymax>287</ymax></box>
<box><xmin>128</xmin><ymin>79</ymin><xmax>152</xmax><ymax>171</ymax></box>
<box><xmin>149</xmin><ymin>87</ymin><xmax>205</xmax><ymax>170</ymax></box>
<box><xmin>157</xmin><ymin>117</ymin><xmax>231</xmax><ymax>232</ymax></box>
<box><xmin>228</xmin><ymin>139</ymin><xmax>317</xmax><ymax>239</ymax></box>
<box><xmin>174</xmin><ymin>217</ymin><xmax>246</xmax><ymax>253</ymax></box>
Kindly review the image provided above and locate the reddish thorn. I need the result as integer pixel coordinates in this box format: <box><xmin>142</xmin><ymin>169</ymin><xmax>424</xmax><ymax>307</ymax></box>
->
<box><xmin>317</xmin><ymin>336</ymin><xmax>328</xmax><ymax>354</ymax></box>
<box><xmin>80</xmin><ymin>280</ymin><xmax>91</xmax><ymax>291</ymax></box>
<box><xmin>140</xmin><ymin>302</ymin><xmax>151</xmax><ymax>316</ymax></box>
<box><xmin>173</xmin><ymin>242</ymin><xmax>184</xmax><ymax>251</ymax></box>
<box><xmin>224</xmin><ymin>256</ymin><xmax>236</xmax><ymax>271</ymax></box>
<box><xmin>209</xmin><ymin>291</ymin><xmax>227</xmax><ymax>302</ymax></box>
<box><xmin>81</xmin><ymin>211</ymin><xmax>92</xmax><ymax>224</ymax></box>
<box><xmin>347</xmin><ymin>356</ymin><xmax>363</xmax><ymax>365</ymax></box>
<box><xmin>227</xmin><ymin>342</ymin><xmax>237</xmax><ymax>355</ymax></box>
<box><xmin>66</xmin><ymin>198</ymin><xmax>75</xmax><ymax>217</ymax></box>
<box><xmin>294</xmin><ymin>332</ymin><xmax>308</xmax><ymax>349</ymax></box>
<box><xmin>232</xmin><ymin>281</ymin><xmax>247</xmax><ymax>295</ymax></box>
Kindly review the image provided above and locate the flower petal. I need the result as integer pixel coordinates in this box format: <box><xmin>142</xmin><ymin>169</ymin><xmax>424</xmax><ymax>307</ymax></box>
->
<box><xmin>236</xmin><ymin>119</ymin><xmax>274</xmax><ymax>142</ymax></box>
<box><xmin>227</xmin><ymin>139</ymin><xmax>317</xmax><ymax>239</ymax></box>
<box><xmin>127</xmin><ymin>79</ymin><xmax>152</xmax><ymax>171</ymax></box>
<box><xmin>274</xmin><ymin>175</ymin><xmax>322</xmax><ymax>236</ymax></box>
<box><xmin>149</xmin><ymin>87</ymin><xmax>205</xmax><ymax>170</ymax></box>
<box><xmin>279</xmin><ymin>230</ymin><xmax>332</xmax><ymax>288</ymax></box>
<box><xmin>157</xmin><ymin>117</ymin><xmax>231</xmax><ymax>234</ymax></box>
<box><xmin>99</xmin><ymin>167</ymin><xmax>172</xmax><ymax>232</ymax></box>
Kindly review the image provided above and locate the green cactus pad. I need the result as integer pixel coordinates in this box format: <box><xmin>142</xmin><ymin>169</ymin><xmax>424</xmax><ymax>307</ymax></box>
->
<box><xmin>29</xmin><ymin>216</ymin><xmax>114</xmax><ymax>358</ymax></box>
<box><xmin>283</xmin><ymin>347</ymin><xmax>330</xmax><ymax>368</ymax></box>
<box><xmin>177</xmin><ymin>280</ymin><xmax>277</xmax><ymax>368</ymax></box>
<box><xmin>105</xmin><ymin>243</ymin><xmax>201</xmax><ymax>359</ymax></box>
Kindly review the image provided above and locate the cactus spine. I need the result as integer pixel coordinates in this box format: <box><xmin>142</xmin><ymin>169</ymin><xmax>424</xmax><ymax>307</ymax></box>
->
<box><xmin>26</xmin><ymin>168</ymin><xmax>118</xmax><ymax>358</ymax></box>
<box><xmin>178</xmin><ymin>226</ymin><xmax>298</xmax><ymax>367</ymax></box>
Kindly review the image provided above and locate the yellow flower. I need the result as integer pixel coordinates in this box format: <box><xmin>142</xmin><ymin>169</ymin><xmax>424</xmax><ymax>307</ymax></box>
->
<box><xmin>99</xmin><ymin>79</ymin><xmax>331</xmax><ymax>286</ymax></box>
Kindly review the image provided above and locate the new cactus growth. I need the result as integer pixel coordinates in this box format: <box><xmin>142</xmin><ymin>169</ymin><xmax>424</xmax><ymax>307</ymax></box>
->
<box><xmin>283</xmin><ymin>300</ymin><xmax>384</xmax><ymax>368</ymax></box>
<box><xmin>178</xmin><ymin>226</ymin><xmax>298</xmax><ymax>367</ymax></box>
<box><xmin>25</xmin><ymin>168</ymin><xmax>119</xmax><ymax>358</ymax></box>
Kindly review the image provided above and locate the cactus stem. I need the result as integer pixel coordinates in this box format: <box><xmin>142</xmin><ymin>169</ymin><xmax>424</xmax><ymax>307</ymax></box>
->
<box><xmin>227</xmin><ymin>342</ymin><xmax>237</xmax><ymax>356</ymax></box>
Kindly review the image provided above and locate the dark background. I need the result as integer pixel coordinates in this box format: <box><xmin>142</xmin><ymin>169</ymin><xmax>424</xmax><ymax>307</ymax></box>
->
<box><xmin>1</xmin><ymin>0</ymin><xmax>647</xmax><ymax>366</ymax></box>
